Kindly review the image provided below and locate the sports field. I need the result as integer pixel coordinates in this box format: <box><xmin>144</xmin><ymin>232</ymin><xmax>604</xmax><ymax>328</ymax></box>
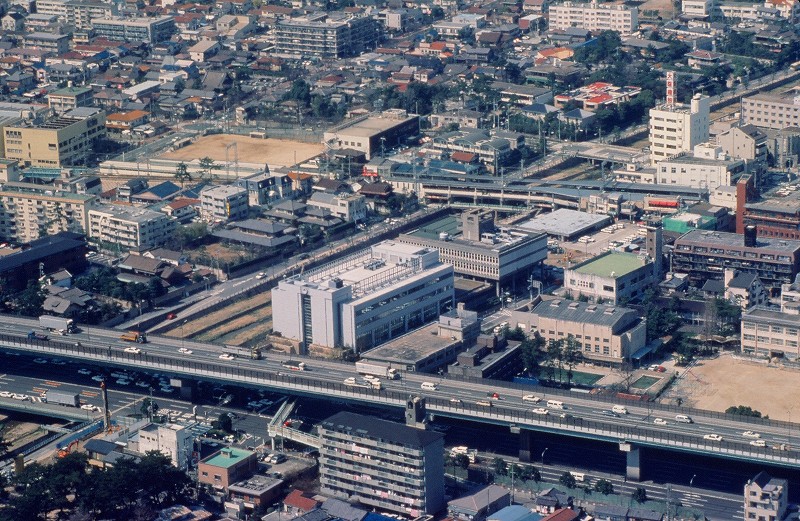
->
<box><xmin>159</xmin><ymin>134</ymin><xmax>324</xmax><ymax>168</ymax></box>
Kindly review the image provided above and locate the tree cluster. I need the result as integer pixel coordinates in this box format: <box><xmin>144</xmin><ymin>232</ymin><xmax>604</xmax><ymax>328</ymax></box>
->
<box><xmin>0</xmin><ymin>451</ymin><xmax>191</xmax><ymax>521</ymax></box>
<box><xmin>725</xmin><ymin>405</ymin><xmax>763</xmax><ymax>418</ymax></box>
<box><xmin>74</xmin><ymin>267</ymin><xmax>166</xmax><ymax>306</ymax></box>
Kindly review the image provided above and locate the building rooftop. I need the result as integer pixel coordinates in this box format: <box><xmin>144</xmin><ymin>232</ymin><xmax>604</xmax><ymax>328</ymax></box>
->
<box><xmin>529</xmin><ymin>299</ymin><xmax>638</xmax><ymax>327</ymax></box>
<box><xmin>49</xmin><ymin>86</ymin><xmax>93</xmax><ymax>97</ymax></box>
<box><xmin>89</xmin><ymin>204</ymin><xmax>167</xmax><ymax>223</ymax></box>
<box><xmin>516</xmin><ymin>208</ymin><xmax>610</xmax><ymax>237</ymax></box>
<box><xmin>677</xmin><ymin>229</ymin><xmax>800</xmax><ymax>253</ymax></box>
<box><xmin>743</xmin><ymin>306</ymin><xmax>800</xmax><ymax>327</ymax></box>
<box><xmin>327</xmin><ymin>111</ymin><xmax>417</xmax><ymax>138</ymax></box>
<box><xmin>285</xmin><ymin>241</ymin><xmax>441</xmax><ymax>299</ymax></box>
<box><xmin>201</xmin><ymin>447</ymin><xmax>255</xmax><ymax>469</ymax></box>
<box><xmin>0</xmin><ymin>182</ymin><xmax>95</xmax><ymax>202</ymax></box>
<box><xmin>403</xmin><ymin>214</ymin><xmax>537</xmax><ymax>253</ymax></box>
<box><xmin>746</xmin><ymin>189</ymin><xmax>800</xmax><ymax>215</ymax></box>
<box><xmin>321</xmin><ymin>411</ymin><xmax>443</xmax><ymax>447</ymax></box>
<box><xmin>361</xmin><ymin>321</ymin><xmax>458</xmax><ymax>364</ymax></box>
<box><xmin>228</xmin><ymin>475</ymin><xmax>283</xmax><ymax>495</ymax></box>
<box><xmin>572</xmin><ymin>251</ymin><xmax>649</xmax><ymax>278</ymax></box>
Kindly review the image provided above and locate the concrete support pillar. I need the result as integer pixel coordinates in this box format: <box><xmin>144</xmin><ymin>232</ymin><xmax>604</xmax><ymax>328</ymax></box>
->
<box><xmin>620</xmin><ymin>442</ymin><xmax>641</xmax><ymax>481</ymax></box>
<box><xmin>519</xmin><ymin>430</ymin><xmax>533</xmax><ymax>463</ymax></box>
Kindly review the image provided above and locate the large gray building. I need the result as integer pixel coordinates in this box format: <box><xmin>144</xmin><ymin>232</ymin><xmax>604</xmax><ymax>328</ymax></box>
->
<box><xmin>91</xmin><ymin>16</ymin><xmax>176</xmax><ymax>43</ymax></box>
<box><xmin>672</xmin><ymin>227</ymin><xmax>800</xmax><ymax>289</ymax></box>
<box><xmin>398</xmin><ymin>209</ymin><xmax>547</xmax><ymax>295</ymax></box>
<box><xmin>319</xmin><ymin>411</ymin><xmax>445</xmax><ymax>516</ymax></box>
<box><xmin>741</xmin><ymin>92</ymin><xmax>800</xmax><ymax>130</ymax></box>
<box><xmin>271</xmin><ymin>241</ymin><xmax>454</xmax><ymax>352</ymax></box>
<box><xmin>274</xmin><ymin>14</ymin><xmax>380</xmax><ymax>58</ymax></box>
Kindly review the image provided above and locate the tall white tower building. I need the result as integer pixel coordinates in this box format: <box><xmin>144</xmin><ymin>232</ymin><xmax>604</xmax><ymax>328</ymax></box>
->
<box><xmin>649</xmin><ymin>72</ymin><xmax>710</xmax><ymax>165</ymax></box>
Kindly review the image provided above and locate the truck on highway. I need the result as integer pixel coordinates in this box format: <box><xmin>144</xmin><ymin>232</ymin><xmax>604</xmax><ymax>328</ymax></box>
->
<box><xmin>39</xmin><ymin>315</ymin><xmax>76</xmax><ymax>334</ymax></box>
<box><xmin>343</xmin><ymin>377</ymin><xmax>382</xmax><ymax>390</ymax></box>
<box><xmin>27</xmin><ymin>331</ymin><xmax>48</xmax><ymax>341</ymax></box>
<box><xmin>44</xmin><ymin>390</ymin><xmax>80</xmax><ymax>407</ymax></box>
<box><xmin>120</xmin><ymin>331</ymin><xmax>147</xmax><ymax>343</ymax></box>
<box><xmin>282</xmin><ymin>360</ymin><xmax>306</xmax><ymax>371</ymax></box>
<box><xmin>355</xmin><ymin>361</ymin><xmax>399</xmax><ymax>380</ymax></box>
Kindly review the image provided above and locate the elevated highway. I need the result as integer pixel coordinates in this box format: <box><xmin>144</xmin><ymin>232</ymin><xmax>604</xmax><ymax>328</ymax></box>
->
<box><xmin>0</xmin><ymin>315</ymin><xmax>797</xmax><ymax>479</ymax></box>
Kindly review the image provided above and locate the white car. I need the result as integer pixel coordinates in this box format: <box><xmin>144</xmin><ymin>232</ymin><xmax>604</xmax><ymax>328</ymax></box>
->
<box><xmin>0</xmin><ymin>391</ymin><xmax>11</xmax><ymax>398</ymax></box>
<box><xmin>522</xmin><ymin>394</ymin><xmax>541</xmax><ymax>403</ymax></box>
<box><xmin>742</xmin><ymin>431</ymin><xmax>761</xmax><ymax>439</ymax></box>
<box><xmin>116</xmin><ymin>379</ymin><xmax>131</xmax><ymax>385</ymax></box>
<box><xmin>11</xmin><ymin>393</ymin><xmax>28</xmax><ymax>401</ymax></box>
<box><xmin>123</xmin><ymin>347</ymin><xmax>142</xmax><ymax>354</ymax></box>
<box><xmin>219</xmin><ymin>353</ymin><xmax>235</xmax><ymax>360</ymax></box>
<box><xmin>750</xmin><ymin>439</ymin><xmax>767</xmax><ymax>447</ymax></box>
<box><xmin>77</xmin><ymin>368</ymin><xmax>92</xmax><ymax>375</ymax></box>
<box><xmin>450</xmin><ymin>398</ymin><xmax>462</xmax><ymax>404</ymax></box>
<box><xmin>91</xmin><ymin>375</ymin><xmax>104</xmax><ymax>382</ymax></box>
<box><xmin>33</xmin><ymin>358</ymin><xmax>48</xmax><ymax>364</ymax></box>
<box><xmin>159</xmin><ymin>387</ymin><xmax>174</xmax><ymax>393</ymax></box>
<box><xmin>532</xmin><ymin>408</ymin><xmax>549</xmax><ymax>416</ymax></box>
<box><xmin>178</xmin><ymin>347</ymin><xmax>193</xmax><ymax>354</ymax></box>
<box><xmin>653</xmin><ymin>418</ymin><xmax>668</xmax><ymax>425</ymax></box>
<box><xmin>256</xmin><ymin>272</ymin><xmax>266</xmax><ymax>280</ymax></box>
<box><xmin>80</xmin><ymin>404</ymin><xmax>100</xmax><ymax>412</ymax></box>
<box><xmin>703</xmin><ymin>434</ymin><xmax>723</xmax><ymax>442</ymax></box>
<box><xmin>135</xmin><ymin>381</ymin><xmax>150</xmax><ymax>388</ymax></box>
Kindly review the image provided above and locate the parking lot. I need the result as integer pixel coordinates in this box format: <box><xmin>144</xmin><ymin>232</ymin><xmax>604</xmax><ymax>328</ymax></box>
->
<box><xmin>547</xmin><ymin>220</ymin><xmax>647</xmax><ymax>267</ymax></box>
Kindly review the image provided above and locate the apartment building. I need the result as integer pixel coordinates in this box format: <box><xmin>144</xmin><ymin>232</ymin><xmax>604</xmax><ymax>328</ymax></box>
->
<box><xmin>272</xmin><ymin>241</ymin><xmax>453</xmax><ymax>352</ymax></box>
<box><xmin>398</xmin><ymin>209</ymin><xmax>548</xmax><ymax>294</ymax></box>
<box><xmin>743</xmin><ymin>472</ymin><xmax>789</xmax><ymax>521</ymax></box>
<box><xmin>88</xmin><ymin>205</ymin><xmax>176</xmax><ymax>250</ymax></box>
<box><xmin>306</xmin><ymin>192</ymin><xmax>367</xmax><ymax>222</ymax></box>
<box><xmin>199</xmin><ymin>185</ymin><xmax>248</xmax><ymax>222</ymax></box>
<box><xmin>510</xmin><ymin>299</ymin><xmax>647</xmax><ymax>366</ymax></box>
<box><xmin>554</xmin><ymin>82</ymin><xmax>641</xmax><ymax>111</ymax></box>
<box><xmin>48</xmin><ymin>86</ymin><xmax>94</xmax><ymax>114</ymax></box>
<box><xmin>274</xmin><ymin>14</ymin><xmax>381</xmax><ymax>58</ymax></box>
<box><xmin>672</xmin><ymin>227</ymin><xmax>800</xmax><ymax>289</ymax></box>
<box><xmin>741</xmin><ymin>93</ymin><xmax>800</xmax><ymax>130</ymax></box>
<box><xmin>3</xmin><ymin>108</ymin><xmax>106</xmax><ymax>168</ymax></box>
<box><xmin>36</xmin><ymin>0</ymin><xmax>115</xmax><ymax>29</ymax></box>
<box><xmin>656</xmin><ymin>154</ymin><xmax>745</xmax><ymax>190</ymax></box>
<box><xmin>0</xmin><ymin>182</ymin><xmax>96</xmax><ymax>243</ymax></box>
<box><xmin>319</xmin><ymin>411</ymin><xmax>445</xmax><ymax>516</ymax></box>
<box><xmin>23</xmin><ymin>33</ymin><xmax>71</xmax><ymax>54</ymax></box>
<box><xmin>742</xmin><ymin>190</ymin><xmax>800</xmax><ymax>241</ymax></box>
<box><xmin>91</xmin><ymin>16</ymin><xmax>176</xmax><ymax>43</ymax></box>
<box><xmin>323</xmin><ymin>110</ymin><xmax>420</xmax><ymax>160</ymax></box>
<box><xmin>564</xmin><ymin>251</ymin><xmax>656</xmax><ymax>304</ymax></box>
<box><xmin>649</xmin><ymin>94</ymin><xmax>710</xmax><ymax>164</ymax></box>
<box><xmin>137</xmin><ymin>423</ymin><xmax>193</xmax><ymax>470</ymax></box>
<box><xmin>549</xmin><ymin>1</ymin><xmax>638</xmax><ymax>33</ymax></box>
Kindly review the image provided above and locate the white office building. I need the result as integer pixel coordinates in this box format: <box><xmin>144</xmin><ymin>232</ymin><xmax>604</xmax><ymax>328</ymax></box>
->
<box><xmin>649</xmin><ymin>93</ymin><xmax>710</xmax><ymax>165</ymax></box>
<box><xmin>549</xmin><ymin>1</ymin><xmax>638</xmax><ymax>33</ymax></box>
<box><xmin>272</xmin><ymin>241</ymin><xmax>454</xmax><ymax>352</ymax></box>
<box><xmin>137</xmin><ymin>423</ymin><xmax>193</xmax><ymax>470</ymax></box>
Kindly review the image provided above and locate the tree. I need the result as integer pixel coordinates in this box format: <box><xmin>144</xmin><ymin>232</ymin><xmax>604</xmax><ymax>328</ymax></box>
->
<box><xmin>15</xmin><ymin>281</ymin><xmax>46</xmax><ymax>317</ymax></box>
<box><xmin>632</xmin><ymin>486</ymin><xmax>648</xmax><ymax>503</ymax></box>
<box><xmin>492</xmin><ymin>457</ymin><xmax>508</xmax><ymax>476</ymax></box>
<box><xmin>726</xmin><ymin>405</ymin><xmax>762</xmax><ymax>418</ymax></box>
<box><xmin>520</xmin><ymin>465</ymin><xmax>541</xmax><ymax>482</ymax></box>
<box><xmin>559</xmin><ymin>471</ymin><xmax>576</xmax><ymax>489</ymax></box>
<box><xmin>520</xmin><ymin>336</ymin><xmax>545</xmax><ymax>377</ymax></box>
<box><xmin>595</xmin><ymin>479</ymin><xmax>614</xmax><ymax>495</ymax></box>
<box><xmin>214</xmin><ymin>412</ymin><xmax>233</xmax><ymax>433</ymax></box>
<box><xmin>198</xmin><ymin>157</ymin><xmax>216</xmax><ymax>179</ymax></box>
<box><xmin>453</xmin><ymin>454</ymin><xmax>470</xmax><ymax>470</ymax></box>
<box><xmin>141</xmin><ymin>398</ymin><xmax>159</xmax><ymax>418</ymax></box>
<box><xmin>137</xmin><ymin>452</ymin><xmax>192</xmax><ymax>508</ymax></box>
<box><xmin>174</xmin><ymin>162</ymin><xmax>191</xmax><ymax>188</ymax></box>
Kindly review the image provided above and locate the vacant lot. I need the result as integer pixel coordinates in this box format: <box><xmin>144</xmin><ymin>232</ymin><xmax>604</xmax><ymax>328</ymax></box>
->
<box><xmin>159</xmin><ymin>135</ymin><xmax>323</xmax><ymax>168</ymax></box>
<box><xmin>664</xmin><ymin>353</ymin><xmax>800</xmax><ymax>421</ymax></box>
<box><xmin>165</xmin><ymin>292</ymin><xmax>272</xmax><ymax>347</ymax></box>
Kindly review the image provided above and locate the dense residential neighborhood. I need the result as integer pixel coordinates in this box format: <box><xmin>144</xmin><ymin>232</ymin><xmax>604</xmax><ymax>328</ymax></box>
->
<box><xmin>0</xmin><ymin>0</ymin><xmax>800</xmax><ymax>518</ymax></box>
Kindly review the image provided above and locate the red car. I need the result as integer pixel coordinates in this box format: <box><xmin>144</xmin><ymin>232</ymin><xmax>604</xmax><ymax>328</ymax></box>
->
<box><xmin>167</xmin><ymin>313</ymin><xmax>177</xmax><ymax>320</ymax></box>
<box><xmin>656</xmin><ymin>366</ymin><xmax>666</xmax><ymax>372</ymax></box>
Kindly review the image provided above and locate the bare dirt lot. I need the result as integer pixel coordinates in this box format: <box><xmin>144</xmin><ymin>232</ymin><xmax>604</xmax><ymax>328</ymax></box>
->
<box><xmin>159</xmin><ymin>135</ymin><xmax>324</xmax><ymax>168</ymax></box>
<box><xmin>664</xmin><ymin>353</ymin><xmax>799</xmax><ymax>421</ymax></box>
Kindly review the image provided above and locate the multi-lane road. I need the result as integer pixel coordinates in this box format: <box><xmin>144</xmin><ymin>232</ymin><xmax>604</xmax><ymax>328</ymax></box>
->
<box><xmin>0</xmin><ymin>314</ymin><xmax>798</xmax><ymax>472</ymax></box>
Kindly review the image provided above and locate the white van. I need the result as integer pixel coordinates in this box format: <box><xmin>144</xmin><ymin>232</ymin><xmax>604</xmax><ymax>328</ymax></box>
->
<box><xmin>612</xmin><ymin>405</ymin><xmax>628</xmax><ymax>415</ymax></box>
<box><xmin>675</xmin><ymin>414</ymin><xmax>693</xmax><ymax>424</ymax></box>
<box><xmin>569</xmin><ymin>471</ymin><xmax>585</xmax><ymax>482</ymax></box>
<box><xmin>421</xmin><ymin>382</ymin><xmax>437</xmax><ymax>391</ymax></box>
<box><xmin>547</xmin><ymin>400</ymin><xmax>565</xmax><ymax>409</ymax></box>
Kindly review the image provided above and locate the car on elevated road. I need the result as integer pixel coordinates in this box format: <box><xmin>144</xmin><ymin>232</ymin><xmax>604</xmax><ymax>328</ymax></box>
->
<box><xmin>750</xmin><ymin>439</ymin><xmax>767</xmax><ymax>447</ymax></box>
<box><xmin>742</xmin><ymin>431</ymin><xmax>761</xmax><ymax>438</ymax></box>
<box><xmin>653</xmin><ymin>418</ymin><xmax>668</xmax><ymax>425</ymax></box>
<box><xmin>703</xmin><ymin>434</ymin><xmax>723</xmax><ymax>442</ymax></box>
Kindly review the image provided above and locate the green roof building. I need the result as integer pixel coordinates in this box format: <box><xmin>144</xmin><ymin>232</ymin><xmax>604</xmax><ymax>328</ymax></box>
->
<box><xmin>565</xmin><ymin>251</ymin><xmax>655</xmax><ymax>304</ymax></box>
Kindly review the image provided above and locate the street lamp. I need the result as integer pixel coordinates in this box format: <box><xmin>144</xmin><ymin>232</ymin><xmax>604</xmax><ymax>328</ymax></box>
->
<box><xmin>541</xmin><ymin>447</ymin><xmax>549</xmax><ymax>464</ymax></box>
<box><xmin>690</xmin><ymin>474</ymin><xmax>696</xmax><ymax>488</ymax></box>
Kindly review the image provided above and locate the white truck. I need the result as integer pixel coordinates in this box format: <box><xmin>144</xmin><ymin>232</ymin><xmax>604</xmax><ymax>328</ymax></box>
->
<box><xmin>44</xmin><ymin>390</ymin><xmax>80</xmax><ymax>407</ymax></box>
<box><xmin>39</xmin><ymin>315</ymin><xmax>76</xmax><ymax>334</ymax></box>
<box><xmin>344</xmin><ymin>377</ymin><xmax>382</xmax><ymax>390</ymax></box>
<box><xmin>355</xmin><ymin>361</ymin><xmax>399</xmax><ymax>380</ymax></box>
